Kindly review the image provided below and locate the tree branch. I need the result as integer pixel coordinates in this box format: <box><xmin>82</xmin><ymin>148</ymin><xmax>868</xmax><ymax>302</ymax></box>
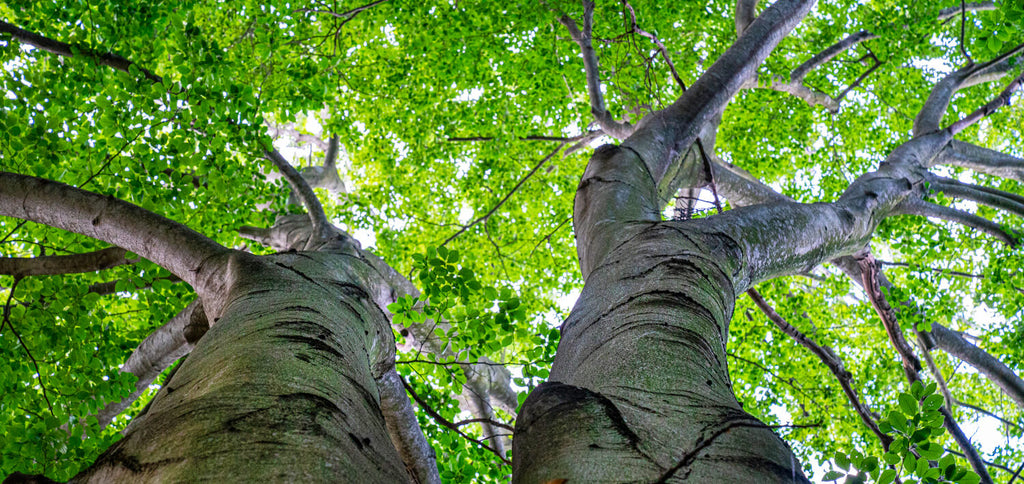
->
<box><xmin>0</xmin><ymin>173</ymin><xmax>232</xmax><ymax>297</ymax></box>
<box><xmin>0</xmin><ymin>247</ymin><xmax>135</xmax><ymax>277</ymax></box>
<box><xmin>734</xmin><ymin>0</ymin><xmax>759</xmax><ymax>36</ymax></box>
<box><xmin>264</xmin><ymin>149</ymin><xmax>332</xmax><ymax>245</ymax></box>
<box><xmin>0</xmin><ymin>21</ymin><xmax>162</xmax><ymax>83</ymax></box>
<box><xmin>622</xmin><ymin>0</ymin><xmax>815</xmax><ymax>183</ymax></box>
<box><xmin>400</xmin><ymin>375</ymin><xmax>512</xmax><ymax>466</ymax></box>
<box><xmin>98</xmin><ymin>301</ymin><xmax>202</xmax><ymax>428</ymax></box>
<box><xmin>558</xmin><ymin>1</ymin><xmax>634</xmax><ymax>139</ymax></box>
<box><xmin>895</xmin><ymin>199</ymin><xmax>1017</xmax><ymax>246</ymax></box>
<box><xmin>937</xmin><ymin>1</ymin><xmax>996</xmax><ymax>21</ymax></box>
<box><xmin>936</xmin><ymin>140</ymin><xmax>1024</xmax><ymax>182</ymax></box>
<box><xmin>377</xmin><ymin>369</ymin><xmax>442</xmax><ymax>484</ymax></box>
<box><xmin>932</xmin><ymin>324</ymin><xmax>1024</xmax><ymax>408</ymax></box>
<box><xmin>747</xmin><ymin>288</ymin><xmax>892</xmax><ymax>449</ymax></box>
<box><xmin>947</xmin><ymin>69</ymin><xmax>1024</xmax><ymax>135</ymax></box>
<box><xmin>790</xmin><ymin>30</ymin><xmax>878</xmax><ymax>82</ymax></box>
<box><xmin>440</xmin><ymin>142</ymin><xmax>565</xmax><ymax>247</ymax></box>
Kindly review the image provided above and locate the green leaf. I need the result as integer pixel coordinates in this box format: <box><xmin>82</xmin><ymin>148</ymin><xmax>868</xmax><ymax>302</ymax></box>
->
<box><xmin>822</xmin><ymin>470</ymin><xmax>845</xmax><ymax>481</ymax></box>
<box><xmin>877</xmin><ymin>469</ymin><xmax>897</xmax><ymax>484</ymax></box>
<box><xmin>898</xmin><ymin>392</ymin><xmax>919</xmax><ymax>415</ymax></box>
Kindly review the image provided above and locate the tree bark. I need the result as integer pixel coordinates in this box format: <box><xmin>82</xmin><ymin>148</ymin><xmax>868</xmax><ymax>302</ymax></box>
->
<box><xmin>74</xmin><ymin>252</ymin><xmax>409</xmax><ymax>482</ymax></box>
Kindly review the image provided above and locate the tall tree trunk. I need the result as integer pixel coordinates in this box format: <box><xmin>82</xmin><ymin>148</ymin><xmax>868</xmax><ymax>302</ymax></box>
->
<box><xmin>73</xmin><ymin>252</ymin><xmax>409</xmax><ymax>483</ymax></box>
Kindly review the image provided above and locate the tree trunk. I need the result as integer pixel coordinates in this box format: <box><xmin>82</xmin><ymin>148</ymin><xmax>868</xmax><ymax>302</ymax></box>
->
<box><xmin>73</xmin><ymin>252</ymin><xmax>409</xmax><ymax>483</ymax></box>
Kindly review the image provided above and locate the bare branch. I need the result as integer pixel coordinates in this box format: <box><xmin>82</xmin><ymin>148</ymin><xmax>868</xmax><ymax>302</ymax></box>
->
<box><xmin>929</xmin><ymin>176</ymin><xmax>1024</xmax><ymax>218</ymax></box>
<box><xmin>622</xmin><ymin>0</ymin><xmax>685</xmax><ymax>91</ymax></box>
<box><xmin>790</xmin><ymin>31</ymin><xmax>878</xmax><ymax>82</ymax></box>
<box><xmin>947</xmin><ymin>70</ymin><xmax>1024</xmax><ymax>135</ymax></box>
<box><xmin>400</xmin><ymin>375</ymin><xmax>512</xmax><ymax>466</ymax></box>
<box><xmin>2</xmin><ymin>278</ymin><xmax>55</xmax><ymax>417</ymax></box>
<box><xmin>264</xmin><ymin>149</ymin><xmax>331</xmax><ymax>244</ymax></box>
<box><xmin>932</xmin><ymin>324</ymin><xmax>1024</xmax><ymax>408</ymax></box>
<box><xmin>955</xmin><ymin>399</ymin><xmax>1023</xmax><ymax>430</ymax></box>
<box><xmin>937</xmin><ymin>1</ymin><xmax>996</xmax><ymax>21</ymax></box>
<box><xmin>747</xmin><ymin>288</ymin><xmax>891</xmax><ymax>448</ymax></box>
<box><xmin>895</xmin><ymin>199</ymin><xmax>1017</xmax><ymax>246</ymax></box>
<box><xmin>0</xmin><ymin>21</ymin><xmax>162</xmax><ymax>83</ymax></box>
<box><xmin>558</xmin><ymin>1</ymin><xmax>634</xmax><ymax>139</ymax></box>
<box><xmin>623</xmin><ymin>0</ymin><xmax>815</xmax><ymax>183</ymax></box>
<box><xmin>735</xmin><ymin>0</ymin><xmax>759</xmax><ymax>36</ymax></box>
<box><xmin>377</xmin><ymin>369</ymin><xmax>442</xmax><ymax>484</ymax></box>
<box><xmin>440</xmin><ymin>142</ymin><xmax>565</xmax><ymax>247</ymax></box>
<box><xmin>98</xmin><ymin>301</ymin><xmax>202</xmax><ymax>428</ymax></box>
<box><xmin>0</xmin><ymin>247</ymin><xmax>135</xmax><ymax>277</ymax></box>
<box><xmin>941</xmin><ymin>406</ymin><xmax>996</xmax><ymax>484</ymax></box>
<box><xmin>937</xmin><ymin>140</ymin><xmax>1024</xmax><ymax>181</ymax></box>
<box><xmin>0</xmin><ymin>173</ymin><xmax>232</xmax><ymax>296</ymax></box>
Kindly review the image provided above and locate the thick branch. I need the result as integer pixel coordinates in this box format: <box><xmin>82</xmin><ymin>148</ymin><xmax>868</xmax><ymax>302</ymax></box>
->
<box><xmin>937</xmin><ymin>140</ymin><xmax>1024</xmax><ymax>181</ymax></box>
<box><xmin>895</xmin><ymin>199</ymin><xmax>1017</xmax><ymax>246</ymax></box>
<box><xmin>929</xmin><ymin>177</ymin><xmax>1024</xmax><ymax>218</ymax></box>
<box><xmin>0</xmin><ymin>173</ymin><xmax>231</xmax><ymax>296</ymax></box>
<box><xmin>622</xmin><ymin>0</ymin><xmax>815</xmax><ymax>183</ymax></box>
<box><xmin>932</xmin><ymin>324</ymin><xmax>1024</xmax><ymax>408</ymax></box>
<box><xmin>264</xmin><ymin>149</ymin><xmax>331</xmax><ymax>244</ymax></box>
<box><xmin>0</xmin><ymin>21</ymin><xmax>162</xmax><ymax>83</ymax></box>
<box><xmin>735</xmin><ymin>0</ymin><xmax>759</xmax><ymax>36</ymax></box>
<box><xmin>98</xmin><ymin>301</ymin><xmax>203</xmax><ymax>428</ymax></box>
<box><xmin>0</xmin><ymin>247</ymin><xmax>135</xmax><ymax>277</ymax></box>
<box><xmin>377</xmin><ymin>369</ymin><xmax>442</xmax><ymax>484</ymax></box>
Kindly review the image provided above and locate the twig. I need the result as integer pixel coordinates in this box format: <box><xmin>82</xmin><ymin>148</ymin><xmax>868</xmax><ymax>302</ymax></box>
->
<box><xmin>399</xmin><ymin>374</ymin><xmax>512</xmax><ymax>466</ymax></box>
<box><xmin>2</xmin><ymin>278</ymin><xmax>55</xmax><ymax>417</ymax></box>
<box><xmin>440</xmin><ymin>142</ymin><xmax>566</xmax><ymax>247</ymax></box>
<box><xmin>747</xmin><ymin>288</ymin><xmax>891</xmax><ymax>449</ymax></box>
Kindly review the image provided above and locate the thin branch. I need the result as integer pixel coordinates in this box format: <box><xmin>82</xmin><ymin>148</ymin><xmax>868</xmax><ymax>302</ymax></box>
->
<box><xmin>879</xmin><ymin>260</ymin><xmax>983</xmax><ymax>279</ymax></box>
<box><xmin>2</xmin><ymin>278</ymin><xmax>55</xmax><ymax>417</ymax></box>
<box><xmin>0</xmin><ymin>247</ymin><xmax>136</xmax><ymax>277</ymax></box>
<box><xmin>916</xmin><ymin>330</ymin><xmax>955</xmax><ymax>411</ymax></box>
<box><xmin>955</xmin><ymin>399</ymin><xmax>1023</xmax><ymax>431</ymax></box>
<box><xmin>399</xmin><ymin>375</ymin><xmax>512</xmax><ymax>466</ymax></box>
<box><xmin>0</xmin><ymin>21</ymin><xmax>162</xmax><ymax>83</ymax></box>
<box><xmin>440</xmin><ymin>142</ymin><xmax>565</xmax><ymax>247</ymax></box>
<box><xmin>557</xmin><ymin>1</ymin><xmax>634</xmax><ymax>139</ymax></box>
<box><xmin>937</xmin><ymin>2</ymin><xmax>996</xmax><ymax>21</ymax></box>
<box><xmin>296</xmin><ymin>0</ymin><xmax>389</xmax><ymax>19</ymax></box>
<box><xmin>790</xmin><ymin>30</ymin><xmax>878</xmax><ymax>82</ymax></box>
<box><xmin>959</xmin><ymin>0</ymin><xmax>974</xmax><ymax>63</ymax></box>
<box><xmin>747</xmin><ymin>288</ymin><xmax>891</xmax><ymax>449</ymax></box>
<box><xmin>452</xmin><ymin>417</ymin><xmax>515</xmax><ymax>432</ymax></box>
<box><xmin>622</xmin><ymin>0</ymin><xmax>685</xmax><ymax>91</ymax></box>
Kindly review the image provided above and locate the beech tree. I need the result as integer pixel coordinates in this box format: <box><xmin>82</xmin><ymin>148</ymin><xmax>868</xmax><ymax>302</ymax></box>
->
<box><xmin>1</xmin><ymin>0</ymin><xmax>1023</xmax><ymax>482</ymax></box>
